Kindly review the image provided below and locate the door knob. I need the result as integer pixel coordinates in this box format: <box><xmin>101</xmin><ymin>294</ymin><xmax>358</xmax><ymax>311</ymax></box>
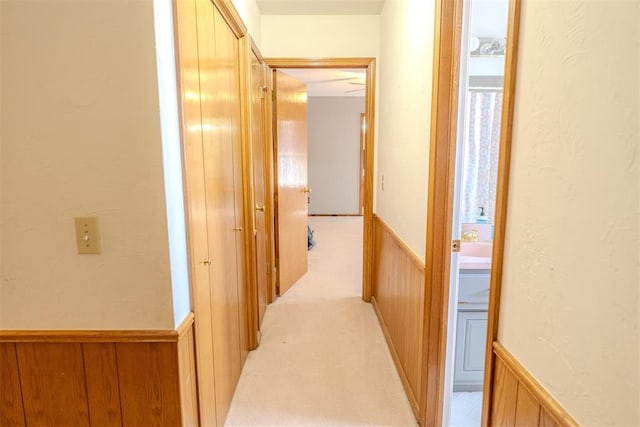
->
<box><xmin>233</xmin><ymin>227</ymin><xmax>243</xmax><ymax>232</ymax></box>
<box><xmin>255</xmin><ymin>205</ymin><xmax>265</xmax><ymax>212</ymax></box>
<box><xmin>201</xmin><ymin>258</ymin><xmax>212</xmax><ymax>266</ymax></box>
<box><xmin>302</xmin><ymin>187</ymin><xmax>312</xmax><ymax>194</ymax></box>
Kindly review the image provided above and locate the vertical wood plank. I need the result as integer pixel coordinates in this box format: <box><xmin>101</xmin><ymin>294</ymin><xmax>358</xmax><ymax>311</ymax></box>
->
<box><xmin>539</xmin><ymin>409</ymin><xmax>559</xmax><ymax>427</ymax></box>
<box><xmin>116</xmin><ymin>342</ymin><xmax>181</xmax><ymax>426</ymax></box>
<box><xmin>82</xmin><ymin>343</ymin><xmax>122</xmax><ymax>426</ymax></box>
<box><xmin>177</xmin><ymin>326</ymin><xmax>199</xmax><ymax>427</ymax></box>
<box><xmin>0</xmin><ymin>343</ymin><xmax>25</xmax><ymax>426</ymax></box>
<box><xmin>491</xmin><ymin>358</ymin><xmax>518</xmax><ymax>426</ymax></box>
<box><xmin>16</xmin><ymin>343</ymin><xmax>90</xmax><ymax>426</ymax></box>
<box><xmin>515</xmin><ymin>382</ymin><xmax>541</xmax><ymax>426</ymax></box>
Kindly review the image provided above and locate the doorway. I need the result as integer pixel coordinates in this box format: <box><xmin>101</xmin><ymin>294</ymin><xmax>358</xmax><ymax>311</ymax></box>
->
<box><xmin>442</xmin><ymin>1</ymin><xmax>509</xmax><ymax>425</ymax></box>
<box><xmin>265</xmin><ymin>58</ymin><xmax>377</xmax><ymax>302</ymax></box>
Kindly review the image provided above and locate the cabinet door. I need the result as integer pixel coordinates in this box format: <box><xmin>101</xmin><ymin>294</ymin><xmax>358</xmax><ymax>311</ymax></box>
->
<box><xmin>453</xmin><ymin>310</ymin><xmax>488</xmax><ymax>391</ymax></box>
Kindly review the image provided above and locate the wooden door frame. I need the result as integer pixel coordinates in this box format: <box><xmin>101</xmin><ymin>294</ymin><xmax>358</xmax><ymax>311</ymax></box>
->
<box><xmin>264</xmin><ymin>58</ymin><xmax>377</xmax><ymax>302</ymax></box>
<box><xmin>359</xmin><ymin>113</ymin><xmax>366</xmax><ymax>216</ymax></box>
<box><xmin>418</xmin><ymin>1</ymin><xmax>521</xmax><ymax>426</ymax></box>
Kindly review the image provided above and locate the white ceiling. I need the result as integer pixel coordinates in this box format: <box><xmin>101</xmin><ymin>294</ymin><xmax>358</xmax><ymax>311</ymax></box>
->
<box><xmin>257</xmin><ymin>0</ymin><xmax>385</xmax><ymax>15</ymax></box>
<box><xmin>279</xmin><ymin>69</ymin><xmax>366</xmax><ymax>97</ymax></box>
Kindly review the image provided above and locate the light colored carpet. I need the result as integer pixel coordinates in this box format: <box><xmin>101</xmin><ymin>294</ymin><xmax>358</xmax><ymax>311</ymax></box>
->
<box><xmin>225</xmin><ymin>216</ymin><xmax>417</xmax><ymax>426</ymax></box>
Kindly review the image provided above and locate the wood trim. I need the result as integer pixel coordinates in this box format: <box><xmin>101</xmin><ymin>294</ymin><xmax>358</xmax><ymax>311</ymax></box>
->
<box><xmin>210</xmin><ymin>0</ymin><xmax>247</xmax><ymax>39</ymax></box>
<box><xmin>264</xmin><ymin>57</ymin><xmax>376</xmax><ymax>303</ymax></box>
<box><xmin>362</xmin><ymin>58</ymin><xmax>376</xmax><ymax>302</ymax></box>
<box><xmin>264</xmin><ymin>66</ymin><xmax>277</xmax><ymax>304</ymax></box>
<box><xmin>0</xmin><ymin>330</ymin><xmax>181</xmax><ymax>343</ymax></box>
<box><xmin>176</xmin><ymin>312</ymin><xmax>196</xmax><ymax>336</ymax></box>
<box><xmin>371</xmin><ymin>296</ymin><xmax>420</xmax><ymax>414</ymax></box>
<box><xmin>374</xmin><ymin>214</ymin><xmax>425</xmax><ymax>270</ymax></box>
<box><xmin>0</xmin><ymin>314</ymin><xmax>195</xmax><ymax>343</ymax></box>
<box><xmin>251</xmin><ymin>38</ymin><xmax>263</xmax><ymax>63</ymax></box>
<box><xmin>493</xmin><ymin>342</ymin><xmax>580</xmax><ymax>427</ymax></box>
<box><xmin>265</xmin><ymin>57</ymin><xmax>375</xmax><ymax>69</ymax></box>
<box><xmin>481</xmin><ymin>0</ymin><xmax>522</xmax><ymax>425</ymax></box>
<box><xmin>420</xmin><ymin>0</ymin><xmax>464</xmax><ymax>424</ymax></box>
<box><xmin>239</xmin><ymin>34</ymin><xmax>260</xmax><ymax>351</ymax></box>
<box><xmin>359</xmin><ymin>113</ymin><xmax>365</xmax><ymax>216</ymax></box>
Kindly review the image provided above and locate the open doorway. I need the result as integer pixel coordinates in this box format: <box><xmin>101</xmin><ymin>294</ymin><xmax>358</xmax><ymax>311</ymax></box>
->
<box><xmin>265</xmin><ymin>58</ymin><xmax>377</xmax><ymax>302</ymax></box>
<box><xmin>442</xmin><ymin>0</ymin><xmax>509</xmax><ymax>425</ymax></box>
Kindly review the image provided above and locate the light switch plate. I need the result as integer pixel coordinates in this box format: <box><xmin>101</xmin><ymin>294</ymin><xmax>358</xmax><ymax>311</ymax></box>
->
<box><xmin>74</xmin><ymin>217</ymin><xmax>101</xmax><ymax>254</ymax></box>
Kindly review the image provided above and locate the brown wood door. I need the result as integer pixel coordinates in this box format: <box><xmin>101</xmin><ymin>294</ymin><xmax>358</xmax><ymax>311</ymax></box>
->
<box><xmin>195</xmin><ymin>0</ymin><xmax>245</xmax><ymax>424</ymax></box>
<box><xmin>273</xmin><ymin>71</ymin><xmax>309</xmax><ymax>295</ymax></box>
<box><xmin>174</xmin><ymin>0</ymin><xmax>217</xmax><ymax>424</ymax></box>
<box><xmin>251</xmin><ymin>52</ymin><xmax>269</xmax><ymax>324</ymax></box>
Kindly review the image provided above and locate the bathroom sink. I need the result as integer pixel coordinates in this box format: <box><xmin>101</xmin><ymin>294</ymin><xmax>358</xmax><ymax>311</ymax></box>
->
<box><xmin>460</xmin><ymin>242</ymin><xmax>493</xmax><ymax>257</ymax></box>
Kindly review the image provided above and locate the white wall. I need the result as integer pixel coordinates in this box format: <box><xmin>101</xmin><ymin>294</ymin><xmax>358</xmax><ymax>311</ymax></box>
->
<box><xmin>498</xmin><ymin>1</ymin><xmax>639</xmax><ymax>425</ymax></box>
<box><xmin>0</xmin><ymin>0</ymin><xmax>176</xmax><ymax>329</ymax></box>
<box><xmin>231</xmin><ymin>0</ymin><xmax>263</xmax><ymax>48</ymax></box>
<box><xmin>307</xmin><ymin>97</ymin><xmax>365</xmax><ymax>215</ymax></box>
<box><xmin>376</xmin><ymin>0</ymin><xmax>436</xmax><ymax>261</ymax></box>
<box><xmin>260</xmin><ymin>15</ymin><xmax>380</xmax><ymax>58</ymax></box>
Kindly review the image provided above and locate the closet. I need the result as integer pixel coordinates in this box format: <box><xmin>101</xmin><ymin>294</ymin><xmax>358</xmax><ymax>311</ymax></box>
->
<box><xmin>174</xmin><ymin>0</ymin><xmax>249</xmax><ymax>425</ymax></box>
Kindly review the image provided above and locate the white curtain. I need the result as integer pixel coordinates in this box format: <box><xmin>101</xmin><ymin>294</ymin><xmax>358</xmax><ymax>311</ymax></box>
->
<box><xmin>460</xmin><ymin>90</ymin><xmax>503</xmax><ymax>224</ymax></box>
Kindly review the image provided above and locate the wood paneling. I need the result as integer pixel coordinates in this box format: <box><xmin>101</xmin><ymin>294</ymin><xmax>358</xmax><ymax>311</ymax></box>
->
<box><xmin>117</xmin><ymin>342</ymin><xmax>181</xmax><ymax>426</ymax></box>
<box><xmin>371</xmin><ymin>215</ymin><xmax>425</xmax><ymax>416</ymax></box>
<box><xmin>540</xmin><ymin>409</ymin><xmax>559</xmax><ymax>427</ymax></box>
<box><xmin>273</xmin><ymin>70</ymin><xmax>309</xmax><ymax>296</ymax></box>
<box><xmin>83</xmin><ymin>344</ymin><xmax>123</xmax><ymax>426</ymax></box>
<box><xmin>515</xmin><ymin>383</ymin><xmax>541</xmax><ymax>426</ymax></box>
<box><xmin>17</xmin><ymin>343</ymin><xmax>90</xmax><ymax>425</ymax></box>
<box><xmin>177</xmin><ymin>317</ymin><xmax>199</xmax><ymax>427</ymax></box>
<box><xmin>490</xmin><ymin>342</ymin><xmax>580</xmax><ymax>427</ymax></box>
<box><xmin>0</xmin><ymin>343</ymin><xmax>25</xmax><ymax>426</ymax></box>
<box><xmin>1</xmin><ymin>315</ymin><xmax>197</xmax><ymax>426</ymax></box>
<box><xmin>491</xmin><ymin>357</ymin><xmax>518</xmax><ymax>426</ymax></box>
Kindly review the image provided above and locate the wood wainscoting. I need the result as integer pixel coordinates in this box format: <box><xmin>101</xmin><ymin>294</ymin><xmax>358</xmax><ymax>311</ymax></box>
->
<box><xmin>371</xmin><ymin>215</ymin><xmax>425</xmax><ymax>417</ymax></box>
<box><xmin>0</xmin><ymin>314</ymin><xmax>198</xmax><ymax>427</ymax></box>
<box><xmin>490</xmin><ymin>342</ymin><xmax>579</xmax><ymax>427</ymax></box>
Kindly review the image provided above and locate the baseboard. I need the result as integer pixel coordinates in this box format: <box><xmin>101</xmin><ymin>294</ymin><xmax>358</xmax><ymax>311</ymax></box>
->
<box><xmin>491</xmin><ymin>341</ymin><xmax>579</xmax><ymax>426</ymax></box>
<box><xmin>371</xmin><ymin>296</ymin><xmax>420</xmax><ymax>416</ymax></box>
<box><xmin>308</xmin><ymin>213</ymin><xmax>363</xmax><ymax>217</ymax></box>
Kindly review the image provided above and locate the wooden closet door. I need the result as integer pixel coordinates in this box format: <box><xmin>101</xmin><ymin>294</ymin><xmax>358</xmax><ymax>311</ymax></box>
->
<box><xmin>194</xmin><ymin>1</ymin><xmax>244</xmax><ymax>425</ymax></box>
<box><xmin>214</xmin><ymin>8</ymin><xmax>249</xmax><ymax>367</ymax></box>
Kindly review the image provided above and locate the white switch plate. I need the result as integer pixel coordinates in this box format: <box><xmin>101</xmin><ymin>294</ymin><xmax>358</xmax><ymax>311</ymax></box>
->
<box><xmin>74</xmin><ymin>217</ymin><xmax>101</xmax><ymax>254</ymax></box>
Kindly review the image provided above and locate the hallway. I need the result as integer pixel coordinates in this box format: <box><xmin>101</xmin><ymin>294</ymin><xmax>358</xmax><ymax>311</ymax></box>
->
<box><xmin>226</xmin><ymin>217</ymin><xmax>417</xmax><ymax>426</ymax></box>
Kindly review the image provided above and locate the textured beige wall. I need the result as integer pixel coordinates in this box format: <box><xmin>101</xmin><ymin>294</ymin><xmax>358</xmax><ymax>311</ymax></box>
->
<box><xmin>498</xmin><ymin>1</ymin><xmax>639</xmax><ymax>425</ymax></box>
<box><xmin>260</xmin><ymin>15</ymin><xmax>380</xmax><ymax>58</ymax></box>
<box><xmin>0</xmin><ymin>0</ymin><xmax>175</xmax><ymax>329</ymax></box>
<box><xmin>231</xmin><ymin>0</ymin><xmax>262</xmax><ymax>48</ymax></box>
<box><xmin>376</xmin><ymin>0</ymin><xmax>435</xmax><ymax>262</ymax></box>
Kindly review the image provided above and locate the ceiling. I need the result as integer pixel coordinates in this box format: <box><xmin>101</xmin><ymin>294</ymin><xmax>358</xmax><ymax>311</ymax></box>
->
<box><xmin>279</xmin><ymin>69</ymin><xmax>366</xmax><ymax>97</ymax></box>
<box><xmin>257</xmin><ymin>0</ymin><xmax>385</xmax><ymax>15</ymax></box>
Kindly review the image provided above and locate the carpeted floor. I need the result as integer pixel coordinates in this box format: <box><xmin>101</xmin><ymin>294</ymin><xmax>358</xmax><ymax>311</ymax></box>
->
<box><xmin>225</xmin><ymin>216</ymin><xmax>417</xmax><ymax>426</ymax></box>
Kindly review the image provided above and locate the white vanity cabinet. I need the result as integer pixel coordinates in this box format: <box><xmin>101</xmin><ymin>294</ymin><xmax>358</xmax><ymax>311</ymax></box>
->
<box><xmin>453</xmin><ymin>269</ymin><xmax>490</xmax><ymax>391</ymax></box>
